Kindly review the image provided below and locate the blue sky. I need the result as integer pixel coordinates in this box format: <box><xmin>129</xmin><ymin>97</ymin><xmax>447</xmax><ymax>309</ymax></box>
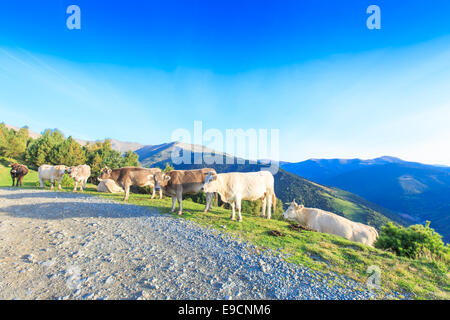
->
<box><xmin>1</xmin><ymin>0</ymin><xmax>450</xmax><ymax>164</ymax></box>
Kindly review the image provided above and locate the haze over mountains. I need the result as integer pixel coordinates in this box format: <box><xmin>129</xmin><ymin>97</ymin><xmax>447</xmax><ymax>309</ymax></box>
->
<box><xmin>281</xmin><ymin>157</ymin><xmax>450</xmax><ymax>242</ymax></box>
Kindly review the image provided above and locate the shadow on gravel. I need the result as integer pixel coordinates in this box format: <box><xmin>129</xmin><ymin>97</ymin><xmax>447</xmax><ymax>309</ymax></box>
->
<box><xmin>1</xmin><ymin>201</ymin><xmax>157</xmax><ymax>220</ymax></box>
<box><xmin>0</xmin><ymin>189</ymin><xmax>92</xmax><ymax>200</ymax></box>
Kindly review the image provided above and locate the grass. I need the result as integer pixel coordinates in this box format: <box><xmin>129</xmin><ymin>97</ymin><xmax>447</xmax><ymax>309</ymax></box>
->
<box><xmin>0</xmin><ymin>160</ymin><xmax>449</xmax><ymax>300</ymax></box>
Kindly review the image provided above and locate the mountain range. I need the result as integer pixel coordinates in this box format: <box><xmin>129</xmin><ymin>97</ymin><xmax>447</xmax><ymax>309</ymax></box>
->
<box><xmin>281</xmin><ymin>157</ymin><xmax>450</xmax><ymax>242</ymax></box>
<box><xmin>8</xmin><ymin>123</ymin><xmax>450</xmax><ymax>240</ymax></box>
<box><xmin>133</xmin><ymin>141</ymin><xmax>404</xmax><ymax>229</ymax></box>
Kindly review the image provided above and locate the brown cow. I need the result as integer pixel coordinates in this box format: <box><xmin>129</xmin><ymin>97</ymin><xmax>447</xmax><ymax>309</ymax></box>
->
<box><xmin>98</xmin><ymin>166</ymin><xmax>162</xmax><ymax>201</ymax></box>
<box><xmin>153</xmin><ymin>168</ymin><xmax>216</xmax><ymax>215</ymax></box>
<box><xmin>9</xmin><ymin>163</ymin><xmax>29</xmax><ymax>187</ymax></box>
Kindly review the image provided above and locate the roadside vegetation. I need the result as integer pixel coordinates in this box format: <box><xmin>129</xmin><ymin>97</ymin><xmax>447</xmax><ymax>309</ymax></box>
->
<box><xmin>0</xmin><ymin>161</ymin><xmax>448</xmax><ymax>299</ymax></box>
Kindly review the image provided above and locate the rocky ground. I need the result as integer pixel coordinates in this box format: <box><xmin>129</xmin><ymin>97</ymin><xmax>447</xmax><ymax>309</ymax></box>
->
<box><xmin>0</xmin><ymin>188</ymin><xmax>401</xmax><ymax>300</ymax></box>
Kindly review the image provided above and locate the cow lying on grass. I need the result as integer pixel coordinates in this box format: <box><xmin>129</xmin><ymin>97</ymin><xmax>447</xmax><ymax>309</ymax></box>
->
<box><xmin>9</xmin><ymin>163</ymin><xmax>28</xmax><ymax>187</ymax></box>
<box><xmin>201</xmin><ymin>171</ymin><xmax>276</xmax><ymax>222</ymax></box>
<box><xmin>282</xmin><ymin>200</ymin><xmax>378</xmax><ymax>246</ymax></box>
<box><xmin>97</xmin><ymin>179</ymin><xmax>124</xmax><ymax>193</ymax></box>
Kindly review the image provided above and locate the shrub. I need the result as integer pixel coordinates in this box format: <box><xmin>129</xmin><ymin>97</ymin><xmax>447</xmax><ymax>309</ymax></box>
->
<box><xmin>34</xmin><ymin>174</ymin><xmax>74</xmax><ymax>188</ymax></box>
<box><xmin>375</xmin><ymin>221</ymin><xmax>449</xmax><ymax>261</ymax></box>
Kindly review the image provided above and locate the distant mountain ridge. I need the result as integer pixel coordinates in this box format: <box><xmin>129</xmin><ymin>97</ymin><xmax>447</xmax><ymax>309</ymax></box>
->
<box><xmin>281</xmin><ymin>157</ymin><xmax>450</xmax><ymax>242</ymax></box>
<box><xmin>135</xmin><ymin>142</ymin><xmax>404</xmax><ymax>230</ymax></box>
<box><xmin>3</xmin><ymin>123</ymin><xmax>407</xmax><ymax>230</ymax></box>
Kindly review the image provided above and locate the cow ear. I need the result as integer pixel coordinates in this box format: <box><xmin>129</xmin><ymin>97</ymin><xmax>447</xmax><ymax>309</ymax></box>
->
<box><xmin>211</xmin><ymin>175</ymin><xmax>218</xmax><ymax>181</ymax></box>
<box><xmin>107</xmin><ymin>168</ymin><xmax>112</xmax><ymax>174</ymax></box>
<box><xmin>164</xmin><ymin>175</ymin><xmax>171</xmax><ymax>181</ymax></box>
<box><xmin>8</xmin><ymin>163</ymin><xmax>12</xmax><ymax>167</ymax></box>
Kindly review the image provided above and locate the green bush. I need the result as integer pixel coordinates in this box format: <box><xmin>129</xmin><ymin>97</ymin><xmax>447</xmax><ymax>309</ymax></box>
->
<box><xmin>34</xmin><ymin>174</ymin><xmax>74</xmax><ymax>188</ymax></box>
<box><xmin>375</xmin><ymin>221</ymin><xmax>449</xmax><ymax>261</ymax></box>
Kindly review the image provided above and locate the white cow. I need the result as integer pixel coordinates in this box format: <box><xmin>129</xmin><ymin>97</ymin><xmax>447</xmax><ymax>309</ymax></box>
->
<box><xmin>201</xmin><ymin>171</ymin><xmax>276</xmax><ymax>222</ymax></box>
<box><xmin>282</xmin><ymin>200</ymin><xmax>379</xmax><ymax>246</ymax></box>
<box><xmin>67</xmin><ymin>164</ymin><xmax>91</xmax><ymax>192</ymax></box>
<box><xmin>97</xmin><ymin>179</ymin><xmax>124</xmax><ymax>193</ymax></box>
<box><xmin>38</xmin><ymin>164</ymin><xmax>67</xmax><ymax>190</ymax></box>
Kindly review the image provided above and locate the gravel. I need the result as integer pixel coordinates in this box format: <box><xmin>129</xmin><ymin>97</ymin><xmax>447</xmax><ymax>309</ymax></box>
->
<box><xmin>0</xmin><ymin>188</ymin><xmax>404</xmax><ymax>300</ymax></box>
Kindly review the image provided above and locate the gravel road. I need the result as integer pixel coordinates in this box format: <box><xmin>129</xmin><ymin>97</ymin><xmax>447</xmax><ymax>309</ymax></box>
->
<box><xmin>0</xmin><ymin>188</ymin><xmax>400</xmax><ymax>300</ymax></box>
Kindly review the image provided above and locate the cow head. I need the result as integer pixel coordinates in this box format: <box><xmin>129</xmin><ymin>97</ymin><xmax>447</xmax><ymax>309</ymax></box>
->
<box><xmin>282</xmin><ymin>200</ymin><xmax>304</xmax><ymax>221</ymax></box>
<box><xmin>9</xmin><ymin>163</ymin><xmax>19</xmax><ymax>174</ymax></box>
<box><xmin>55</xmin><ymin>165</ymin><xmax>68</xmax><ymax>176</ymax></box>
<box><xmin>201</xmin><ymin>171</ymin><xmax>218</xmax><ymax>193</ymax></box>
<box><xmin>153</xmin><ymin>171</ymin><xmax>171</xmax><ymax>190</ymax></box>
<box><xmin>68</xmin><ymin>166</ymin><xmax>79</xmax><ymax>179</ymax></box>
<box><xmin>98</xmin><ymin>167</ymin><xmax>112</xmax><ymax>182</ymax></box>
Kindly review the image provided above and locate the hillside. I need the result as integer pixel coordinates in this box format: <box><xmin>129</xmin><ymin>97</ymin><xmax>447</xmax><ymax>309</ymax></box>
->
<box><xmin>135</xmin><ymin>142</ymin><xmax>404</xmax><ymax>230</ymax></box>
<box><xmin>281</xmin><ymin>157</ymin><xmax>450</xmax><ymax>242</ymax></box>
<box><xmin>1</xmin><ymin>165</ymin><xmax>448</xmax><ymax>299</ymax></box>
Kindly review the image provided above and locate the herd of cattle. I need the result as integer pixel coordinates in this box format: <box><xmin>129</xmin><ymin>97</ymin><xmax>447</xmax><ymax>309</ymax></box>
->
<box><xmin>6</xmin><ymin>163</ymin><xmax>379</xmax><ymax>246</ymax></box>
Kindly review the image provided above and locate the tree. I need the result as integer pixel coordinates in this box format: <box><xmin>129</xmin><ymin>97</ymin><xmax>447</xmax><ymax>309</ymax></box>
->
<box><xmin>49</xmin><ymin>136</ymin><xmax>86</xmax><ymax>166</ymax></box>
<box><xmin>84</xmin><ymin>140</ymin><xmax>140</xmax><ymax>183</ymax></box>
<box><xmin>122</xmin><ymin>150</ymin><xmax>140</xmax><ymax>167</ymax></box>
<box><xmin>0</xmin><ymin>124</ymin><xmax>29</xmax><ymax>160</ymax></box>
<box><xmin>163</xmin><ymin>162</ymin><xmax>174</xmax><ymax>172</ymax></box>
<box><xmin>25</xmin><ymin>129</ymin><xmax>65</xmax><ymax>167</ymax></box>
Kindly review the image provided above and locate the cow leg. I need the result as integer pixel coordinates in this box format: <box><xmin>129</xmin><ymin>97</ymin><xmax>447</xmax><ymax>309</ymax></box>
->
<box><xmin>50</xmin><ymin>179</ymin><xmax>54</xmax><ymax>190</ymax></box>
<box><xmin>39</xmin><ymin>178</ymin><xmax>44</xmax><ymax>188</ymax></box>
<box><xmin>79</xmin><ymin>180</ymin><xmax>84</xmax><ymax>192</ymax></box>
<box><xmin>266</xmin><ymin>194</ymin><xmax>272</xmax><ymax>220</ymax></box>
<box><xmin>230</xmin><ymin>202</ymin><xmax>236</xmax><ymax>220</ymax></box>
<box><xmin>204</xmin><ymin>193</ymin><xmax>212</xmax><ymax>213</ymax></box>
<box><xmin>151</xmin><ymin>187</ymin><xmax>155</xmax><ymax>199</ymax></box>
<box><xmin>18</xmin><ymin>176</ymin><xmax>23</xmax><ymax>187</ymax></box>
<box><xmin>177</xmin><ymin>191</ymin><xmax>183</xmax><ymax>215</ymax></box>
<box><xmin>58</xmin><ymin>176</ymin><xmax>63</xmax><ymax>190</ymax></box>
<box><xmin>73</xmin><ymin>181</ymin><xmax>78</xmax><ymax>192</ymax></box>
<box><xmin>159</xmin><ymin>188</ymin><xmax>162</xmax><ymax>199</ymax></box>
<box><xmin>123</xmin><ymin>184</ymin><xmax>131</xmax><ymax>201</ymax></box>
<box><xmin>261</xmin><ymin>196</ymin><xmax>267</xmax><ymax>218</ymax></box>
<box><xmin>171</xmin><ymin>197</ymin><xmax>176</xmax><ymax>212</ymax></box>
<box><xmin>236</xmin><ymin>198</ymin><xmax>243</xmax><ymax>222</ymax></box>
<box><xmin>11</xmin><ymin>177</ymin><xmax>15</xmax><ymax>187</ymax></box>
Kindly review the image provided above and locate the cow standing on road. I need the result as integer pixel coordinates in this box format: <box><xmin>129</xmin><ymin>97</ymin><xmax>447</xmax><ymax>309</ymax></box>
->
<box><xmin>98</xmin><ymin>166</ymin><xmax>162</xmax><ymax>201</ymax></box>
<box><xmin>38</xmin><ymin>164</ymin><xmax>67</xmax><ymax>190</ymax></box>
<box><xmin>9</xmin><ymin>163</ymin><xmax>29</xmax><ymax>187</ymax></box>
<box><xmin>152</xmin><ymin>168</ymin><xmax>216</xmax><ymax>215</ymax></box>
<box><xmin>68</xmin><ymin>164</ymin><xmax>91</xmax><ymax>192</ymax></box>
<box><xmin>201</xmin><ymin>171</ymin><xmax>276</xmax><ymax>222</ymax></box>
